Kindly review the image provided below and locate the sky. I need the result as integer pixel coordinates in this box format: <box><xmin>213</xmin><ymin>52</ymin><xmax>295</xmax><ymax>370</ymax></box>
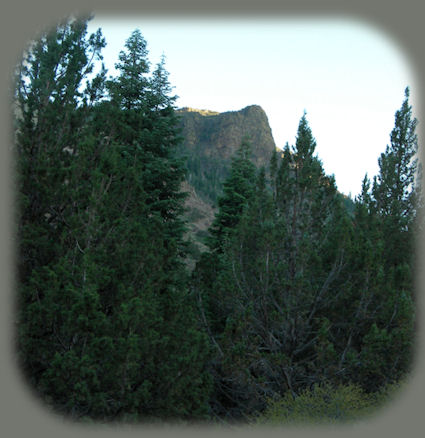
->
<box><xmin>88</xmin><ymin>16</ymin><xmax>418</xmax><ymax>197</ymax></box>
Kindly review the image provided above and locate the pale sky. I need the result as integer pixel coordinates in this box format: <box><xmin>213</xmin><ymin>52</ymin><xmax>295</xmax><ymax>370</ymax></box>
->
<box><xmin>88</xmin><ymin>16</ymin><xmax>418</xmax><ymax>197</ymax></box>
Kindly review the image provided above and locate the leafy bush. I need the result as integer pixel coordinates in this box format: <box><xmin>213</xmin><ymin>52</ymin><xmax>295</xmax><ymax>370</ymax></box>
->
<box><xmin>255</xmin><ymin>383</ymin><xmax>378</xmax><ymax>425</ymax></box>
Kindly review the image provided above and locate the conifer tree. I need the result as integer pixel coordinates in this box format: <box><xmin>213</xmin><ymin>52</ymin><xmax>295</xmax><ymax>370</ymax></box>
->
<box><xmin>100</xmin><ymin>29</ymin><xmax>211</xmax><ymax>420</ymax></box>
<box><xmin>328</xmin><ymin>176</ymin><xmax>384</xmax><ymax>388</ymax></box>
<box><xmin>372</xmin><ymin>87</ymin><xmax>418</xmax><ymax>268</ymax></box>
<box><xmin>15</xmin><ymin>18</ymin><xmax>108</xmax><ymax>409</ymax></box>
<box><xmin>330</xmin><ymin>90</ymin><xmax>418</xmax><ymax>392</ymax></box>
<box><xmin>207</xmin><ymin>138</ymin><xmax>257</xmax><ymax>252</ymax></box>
<box><xmin>192</xmin><ymin>139</ymin><xmax>257</xmax><ymax>419</ymax></box>
<box><xmin>355</xmin><ymin>88</ymin><xmax>418</xmax><ymax>389</ymax></box>
<box><xmin>195</xmin><ymin>116</ymin><xmax>354</xmax><ymax>419</ymax></box>
<box><xmin>15</xmin><ymin>21</ymin><xmax>211</xmax><ymax>421</ymax></box>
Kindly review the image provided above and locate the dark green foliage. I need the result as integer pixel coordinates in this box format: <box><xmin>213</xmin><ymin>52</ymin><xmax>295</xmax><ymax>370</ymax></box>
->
<box><xmin>207</xmin><ymin>138</ymin><xmax>257</xmax><ymax>252</ymax></box>
<box><xmin>14</xmin><ymin>18</ymin><xmax>418</xmax><ymax>424</ymax></box>
<box><xmin>193</xmin><ymin>104</ymin><xmax>419</xmax><ymax>421</ymax></box>
<box><xmin>194</xmin><ymin>116</ymin><xmax>349</xmax><ymax>419</ymax></box>
<box><xmin>15</xmin><ymin>19</ymin><xmax>211</xmax><ymax>422</ymax></box>
<box><xmin>322</xmin><ymin>89</ymin><xmax>418</xmax><ymax>394</ymax></box>
<box><xmin>181</xmin><ymin>145</ymin><xmax>228</xmax><ymax>204</ymax></box>
<box><xmin>352</xmin><ymin>88</ymin><xmax>418</xmax><ymax>390</ymax></box>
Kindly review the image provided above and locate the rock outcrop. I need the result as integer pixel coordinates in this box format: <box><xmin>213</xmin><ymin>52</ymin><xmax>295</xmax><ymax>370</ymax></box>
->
<box><xmin>178</xmin><ymin>104</ymin><xmax>276</xmax><ymax>170</ymax></box>
<box><xmin>177</xmin><ymin>105</ymin><xmax>277</xmax><ymax>261</ymax></box>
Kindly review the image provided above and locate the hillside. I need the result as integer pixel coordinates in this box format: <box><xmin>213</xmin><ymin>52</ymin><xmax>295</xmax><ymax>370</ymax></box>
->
<box><xmin>15</xmin><ymin>19</ymin><xmax>416</xmax><ymax>424</ymax></box>
<box><xmin>177</xmin><ymin>105</ymin><xmax>276</xmax><ymax>203</ymax></box>
<box><xmin>177</xmin><ymin>105</ymin><xmax>277</xmax><ymax>256</ymax></box>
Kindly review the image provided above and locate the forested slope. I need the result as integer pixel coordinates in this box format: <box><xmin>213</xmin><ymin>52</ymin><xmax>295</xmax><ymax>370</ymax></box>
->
<box><xmin>13</xmin><ymin>17</ymin><xmax>421</xmax><ymax>424</ymax></box>
<box><xmin>193</xmin><ymin>106</ymin><xmax>420</xmax><ymax>420</ymax></box>
<box><xmin>177</xmin><ymin>105</ymin><xmax>275</xmax><ymax>203</ymax></box>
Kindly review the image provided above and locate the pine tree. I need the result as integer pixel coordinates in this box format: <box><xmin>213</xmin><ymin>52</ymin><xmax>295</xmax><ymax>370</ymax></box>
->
<box><xmin>207</xmin><ymin>138</ymin><xmax>257</xmax><ymax>252</ymax></box>
<box><xmin>15</xmin><ymin>22</ymin><xmax>211</xmax><ymax>421</ymax></box>
<box><xmin>329</xmin><ymin>176</ymin><xmax>385</xmax><ymax>389</ymax></box>
<box><xmin>194</xmin><ymin>115</ymin><xmax>354</xmax><ymax>419</ymax></box>
<box><xmin>254</xmin><ymin>115</ymin><xmax>353</xmax><ymax>399</ymax></box>
<box><xmin>372</xmin><ymin>88</ymin><xmax>418</xmax><ymax>263</ymax></box>
<box><xmin>331</xmin><ymin>90</ymin><xmax>418</xmax><ymax>392</ymax></box>
<box><xmin>192</xmin><ymin>140</ymin><xmax>258</xmax><ymax>419</ymax></box>
<box><xmin>193</xmin><ymin>138</ymin><xmax>257</xmax><ymax>349</ymax></box>
<box><xmin>15</xmin><ymin>17</ymin><xmax>107</xmax><ymax>406</ymax></box>
<box><xmin>101</xmin><ymin>29</ymin><xmax>211</xmax><ymax>420</ymax></box>
<box><xmin>356</xmin><ymin>88</ymin><xmax>418</xmax><ymax>390</ymax></box>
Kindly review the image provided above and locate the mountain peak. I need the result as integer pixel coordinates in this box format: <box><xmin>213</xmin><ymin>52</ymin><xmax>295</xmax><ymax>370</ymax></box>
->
<box><xmin>240</xmin><ymin>104</ymin><xmax>265</xmax><ymax>113</ymax></box>
<box><xmin>178</xmin><ymin>104</ymin><xmax>276</xmax><ymax>200</ymax></box>
<box><xmin>177</xmin><ymin>107</ymin><xmax>220</xmax><ymax>116</ymax></box>
<box><xmin>178</xmin><ymin>104</ymin><xmax>277</xmax><ymax>257</ymax></box>
<box><xmin>178</xmin><ymin>104</ymin><xmax>267</xmax><ymax>118</ymax></box>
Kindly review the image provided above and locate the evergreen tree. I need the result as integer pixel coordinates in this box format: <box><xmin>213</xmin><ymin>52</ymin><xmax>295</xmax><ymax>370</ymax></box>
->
<box><xmin>355</xmin><ymin>88</ymin><xmax>418</xmax><ymax>390</ymax></box>
<box><xmin>15</xmin><ymin>21</ymin><xmax>211</xmax><ymax>421</ymax></box>
<box><xmin>330</xmin><ymin>89</ymin><xmax>418</xmax><ymax>392</ymax></box>
<box><xmin>15</xmin><ymin>20</ymin><xmax>419</xmax><ymax>422</ymax></box>
<box><xmin>207</xmin><ymin>138</ymin><xmax>257</xmax><ymax>252</ymax></box>
<box><xmin>372</xmin><ymin>87</ymin><xmax>418</xmax><ymax>267</ymax></box>
<box><xmin>372</xmin><ymin>88</ymin><xmax>418</xmax><ymax>225</ymax></box>
<box><xmin>329</xmin><ymin>176</ymin><xmax>385</xmax><ymax>389</ymax></box>
<box><xmin>100</xmin><ymin>29</ymin><xmax>211</xmax><ymax>420</ymax></box>
<box><xmin>195</xmin><ymin>115</ymin><xmax>354</xmax><ymax>420</ymax></box>
<box><xmin>15</xmin><ymin>17</ymin><xmax>107</xmax><ymax>402</ymax></box>
<box><xmin>192</xmin><ymin>140</ymin><xmax>257</xmax><ymax>419</ymax></box>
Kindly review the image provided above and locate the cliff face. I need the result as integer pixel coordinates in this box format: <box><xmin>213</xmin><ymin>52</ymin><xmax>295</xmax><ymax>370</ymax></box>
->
<box><xmin>177</xmin><ymin>105</ymin><xmax>276</xmax><ymax>204</ymax></box>
<box><xmin>177</xmin><ymin>105</ymin><xmax>277</xmax><ymax>261</ymax></box>
<box><xmin>178</xmin><ymin>104</ymin><xmax>276</xmax><ymax>169</ymax></box>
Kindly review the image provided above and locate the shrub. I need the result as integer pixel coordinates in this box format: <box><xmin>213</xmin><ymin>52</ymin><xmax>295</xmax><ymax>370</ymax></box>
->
<box><xmin>255</xmin><ymin>382</ymin><xmax>376</xmax><ymax>425</ymax></box>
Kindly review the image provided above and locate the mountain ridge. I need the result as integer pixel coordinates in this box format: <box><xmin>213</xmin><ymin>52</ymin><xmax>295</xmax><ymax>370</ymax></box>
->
<box><xmin>177</xmin><ymin>104</ymin><xmax>275</xmax><ymax>169</ymax></box>
<box><xmin>177</xmin><ymin>104</ymin><xmax>277</xmax><ymax>260</ymax></box>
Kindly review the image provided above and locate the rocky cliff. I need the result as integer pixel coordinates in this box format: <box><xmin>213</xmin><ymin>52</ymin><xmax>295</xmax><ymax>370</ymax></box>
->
<box><xmin>177</xmin><ymin>105</ymin><xmax>276</xmax><ymax>203</ymax></box>
<box><xmin>177</xmin><ymin>105</ymin><xmax>277</xmax><ymax>261</ymax></box>
<box><xmin>178</xmin><ymin>104</ymin><xmax>276</xmax><ymax>167</ymax></box>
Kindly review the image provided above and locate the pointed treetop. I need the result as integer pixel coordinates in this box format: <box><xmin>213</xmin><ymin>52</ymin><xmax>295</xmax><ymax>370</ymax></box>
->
<box><xmin>115</xmin><ymin>29</ymin><xmax>150</xmax><ymax>76</ymax></box>
<box><xmin>109</xmin><ymin>29</ymin><xmax>151</xmax><ymax>109</ymax></box>
<box><xmin>389</xmin><ymin>86</ymin><xmax>417</xmax><ymax>157</ymax></box>
<box><xmin>115</xmin><ymin>29</ymin><xmax>150</xmax><ymax>87</ymax></box>
<box><xmin>356</xmin><ymin>174</ymin><xmax>372</xmax><ymax>207</ymax></box>
<box><xmin>372</xmin><ymin>86</ymin><xmax>419</xmax><ymax>221</ymax></box>
<box><xmin>150</xmin><ymin>54</ymin><xmax>176</xmax><ymax>109</ymax></box>
<box><xmin>294</xmin><ymin>111</ymin><xmax>316</xmax><ymax>160</ymax></box>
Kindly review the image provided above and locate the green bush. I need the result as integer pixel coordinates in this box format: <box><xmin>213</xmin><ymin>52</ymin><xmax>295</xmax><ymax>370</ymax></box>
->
<box><xmin>255</xmin><ymin>383</ymin><xmax>378</xmax><ymax>425</ymax></box>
